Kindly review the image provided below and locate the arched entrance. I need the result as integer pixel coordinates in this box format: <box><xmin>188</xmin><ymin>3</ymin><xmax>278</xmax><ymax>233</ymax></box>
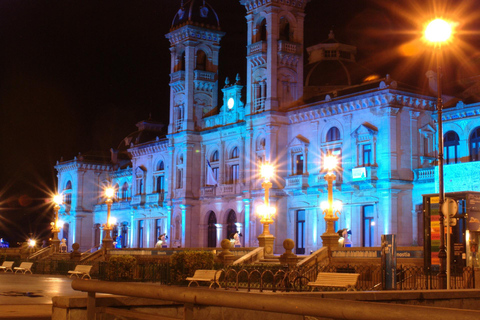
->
<box><xmin>207</xmin><ymin>211</ymin><xmax>217</xmax><ymax>247</ymax></box>
<box><xmin>226</xmin><ymin>210</ymin><xmax>237</xmax><ymax>239</ymax></box>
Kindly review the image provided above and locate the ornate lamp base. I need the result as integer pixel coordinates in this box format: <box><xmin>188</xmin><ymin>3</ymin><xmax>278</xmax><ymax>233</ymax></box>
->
<box><xmin>321</xmin><ymin>232</ymin><xmax>340</xmax><ymax>249</ymax></box>
<box><xmin>258</xmin><ymin>234</ymin><xmax>275</xmax><ymax>257</ymax></box>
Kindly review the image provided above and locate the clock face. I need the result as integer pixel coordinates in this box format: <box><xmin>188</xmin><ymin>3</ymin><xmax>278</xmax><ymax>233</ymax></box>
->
<box><xmin>227</xmin><ymin>97</ymin><xmax>235</xmax><ymax>109</ymax></box>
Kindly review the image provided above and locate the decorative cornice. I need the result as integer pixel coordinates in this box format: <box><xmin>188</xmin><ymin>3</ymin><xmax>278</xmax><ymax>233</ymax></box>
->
<box><xmin>129</xmin><ymin>141</ymin><xmax>169</xmax><ymax>158</ymax></box>
<box><xmin>110</xmin><ymin>168</ymin><xmax>133</xmax><ymax>179</ymax></box>
<box><xmin>166</xmin><ymin>25</ymin><xmax>225</xmax><ymax>46</ymax></box>
<box><xmin>288</xmin><ymin>90</ymin><xmax>435</xmax><ymax>124</ymax></box>
<box><xmin>55</xmin><ymin>161</ymin><xmax>111</xmax><ymax>174</ymax></box>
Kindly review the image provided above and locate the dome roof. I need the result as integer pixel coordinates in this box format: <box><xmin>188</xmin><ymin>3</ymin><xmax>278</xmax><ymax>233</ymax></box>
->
<box><xmin>117</xmin><ymin>119</ymin><xmax>166</xmax><ymax>152</ymax></box>
<box><xmin>305</xmin><ymin>60</ymin><xmax>377</xmax><ymax>88</ymax></box>
<box><xmin>171</xmin><ymin>0</ymin><xmax>220</xmax><ymax>30</ymax></box>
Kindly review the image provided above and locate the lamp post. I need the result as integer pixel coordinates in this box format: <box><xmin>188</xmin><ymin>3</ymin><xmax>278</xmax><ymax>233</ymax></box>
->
<box><xmin>424</xmin><ymin>18</ymin><xmax>453</xmax><ymax>290</ymax></box>
<box><xmin>51</xmin><ymin>194</ymin><xmax>62</xmax><ymax>252</ymax></box>
<box><xmin>257</xmin><ymin>162</ymin><xmax>276</xmax><ymax>256</ymax></box>
<box><xmin>102</xmin><ymin>187</ymin><xmax>115</xmax><ymax>249</ymax></box>
<box><xmin>321</xmin><ymin>155</ymin><xmax>341</xmax><ymax>249</ymax></box>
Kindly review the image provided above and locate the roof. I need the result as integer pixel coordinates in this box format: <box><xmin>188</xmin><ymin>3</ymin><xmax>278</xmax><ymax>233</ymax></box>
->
<box><xmin>171</xmin><ymin>0</ymin><xmax>220</xmax><ymax>31</ymax></box>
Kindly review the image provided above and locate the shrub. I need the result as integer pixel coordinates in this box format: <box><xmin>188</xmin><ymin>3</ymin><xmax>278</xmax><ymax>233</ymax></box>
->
<box><xmin>106</xmin><ymin>255</ymin><xmax>137</xmax><ymax>281</ymax></box>
<box><xmin>170</xmin><ymin>251</ymin><xmax>215</xmax><ymax>284</ymax></box>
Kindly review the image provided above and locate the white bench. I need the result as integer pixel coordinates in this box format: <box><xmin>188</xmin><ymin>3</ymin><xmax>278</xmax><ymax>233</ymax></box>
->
<box><xmin>0</xmin><ymin>261</ymin><xmax>14</xmax><ymax>272</ymax></box>
<box><xmin>14</xmin><ymin>262</ymin><xmax>33</xmax><ymax>274</ymax></box>
<box><xmin>68</xmin><ymin>265</ymin><xmax>93</xmax><ymax>279</ymax></box>
<box><xmin>186</xmin><ymin>270</ymin><xmax>222</xmax><ymax>288</ymax></box>
<box><xmin>307</xmin><ymin>272</ymin><xmax>359</xmax><ymax>291</ymax></box>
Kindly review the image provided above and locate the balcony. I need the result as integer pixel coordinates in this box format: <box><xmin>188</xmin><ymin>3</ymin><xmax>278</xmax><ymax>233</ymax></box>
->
<box><xmin>201</xmin><ymin>186</ymin><xmax>216</xmax><ymax>197</ymax></box>
<box><xmin>414</xmin><ymin>167</ymin><xmax>435</xmax><ymax>183</ymax></box>
<box><xmin>131</xmin><ymin>194</ymin><xmax>146</xmax><ymax>206</ymax></box>
<box><xmin>285</xmin><ymin>175</ymin><xmax>309</xmax><ymax>190</ymax></box>
<box><xmin>248</xmin><ymin>41</ymin><xmax>267</xmax><ymax>55</ymax></box>
<box><xmin>194</xmin><ymin>70</ymin><xmax>215</xmax><ymax>81</ymax></box>
<box><xmin>277</xmin><ymin>40</ymin><xmax>300</xmax><ymax>54</ymax></box>
<box><xmin>170</xmin><ymin>70</ymin><xmax>185</xmax><ymax>83</ymax></box>
<box><xmin>145</xmin><ymin>192</ymin><xmax>165</xmax><ymax>206</ymax></box>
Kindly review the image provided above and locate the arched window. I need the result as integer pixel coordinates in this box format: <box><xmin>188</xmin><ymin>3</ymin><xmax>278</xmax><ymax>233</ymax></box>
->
<box><xmin>279</xmin><ymin>17</ymin><xmax>290</xmax><ymax>41</ymax></box>
<box><xmin>470</xmin><ymin>127</ymin><xmax>480</xmax><ymax>161</ymax></box>
<box><xmin>231</xmin><ymin>147</ymin><xmax>238</xmax><ymax>159</ymax></box>
<box><xmin>196</xmin><ymin>50</ymin><xmax>206</xmax><ymax>71</ymax></box>
<box><xmin>156</xmin><ymin>161</ymin><xmax>164</xmax><ymax>171</ymax></box>
<box><xmin>207</xmin><ymin>211</ymin><xmax>217</xmax><ymax>247</ymax></box>
<box><xmin>256</xmin><ymin>19</ymin><xmax>267</xmax><ymax>42</ymax></box>
<box><xmin>211</xmin><ymin>150</ymin><xmax>219</xmax><ymax>162</ymax></box>
<box><xmin>444</xmin><ymin>131</ymin><xmax>459</xmax><ymax>164</ymax></box>
<box><xmin>64</xmin><ymin>180</ymin><xmax>72</xmax><ymax>205</ymax></box>
<box><xmin>326</xmin><ymin>127</ymin><xmax>341</xmax><ymax>142</ymax></box>
<box><xmin>226</xmin><ymin>210</ymin><xmax>237</xmax><ymax>240</ymax></box>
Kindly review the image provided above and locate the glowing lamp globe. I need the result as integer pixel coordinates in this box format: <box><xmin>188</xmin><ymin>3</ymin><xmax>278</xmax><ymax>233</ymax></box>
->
<box><xmin>323</xmin><ymin>155</ymin><xmax>337</xmax><ymax>171</ymax></box>
<box><xmin>108</xmin><ymin>216</ymin><xmax>117</xmax><ymax>226</ymax></box>
<box><xmin>261</xmin><ymin>163</ymin><xmax>274</xmax><ymax>181</ymax></box>
<box><xmin>53</xmin><ymin>194</ymin><xmax>62</xmax><ymax>205</ymax></box>
<box><xmin>425</xmin><ymin>19</ymin><xmax>452</xmax><ymax>44</ymax></box>
<box><xmin>105</xmin><ymin>187</ymin><xmax>115</xmax><ymax>199</ymax></box>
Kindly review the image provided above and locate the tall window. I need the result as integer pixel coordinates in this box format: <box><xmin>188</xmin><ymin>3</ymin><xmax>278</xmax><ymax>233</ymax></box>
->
<box><xmin>362</xmin><ymin>205</ymin><xmax>374</xmax><ymax>247</ymax></box>
<box><xmin>155</xmin><ymin>219</ymin><xmax>162</xmax><ymax>240</ymax></box>
<box><xmin>64</xmin><ymin>180</ymin><xmax>72</xmax><ymax>205</ymax></box>
<box><xmin>257</xmin><ymin>19</ymin><xmax>267</xmax><ymax>42</ymax></box>
<box><xmin>231</xmin><ymin>164</ymin><xmax>239</xmax><ymax>183</ymax></box>
<box><xmin>196</xmin><ymin>50</ymin><xmax>206</xmax><ymax>71</ymax></box>
<box><xmin>279</xmin><ymin>17</ymin><xmax>290</xmax><ymax>41</ymax></box>
<box><xmin>138</xmin><ymin>220</ymin><xmax>144</xmax><ymax>248</ymax></box>
<box><xmin>231</xmin><ymin>147</ymin><xmax>238</xmax><ymax>158</ymax></box>
<box><xmin>121</xmin><ymin>223</ymin><xmax>128</xmax><ymax>248</ymax></box>
<box><xmin>296</xmin><ymin>210</ymin><xmax>305</xmax><ymax>254</ymax></box>
<box><xmin>470</xmin><ymin>127</ymin><xmax>480</xmax><ymax>162</ymax></box>
<box><xmin>207</xmin><ymin>211</ymin><xmax>217</xmax><ymax>248</ymax></box>
<box><xmin>121</xmin><ymin>182</ymin><xmax>129</xmax><ymax>199</ymax></box>
<box><xmin>326</xmin><ymin>127</ymin><xmax>341</xmax><ymax>142</ymax></box>
<box><xmin>211</xmin><ymin>150</ymin><xmax>219</xmax><ymax>183</ymax></box>
<box><xmin>226</xmin><ymin>210</ymin><xmax>237</xmax><ymax>239</ymax></box>
<box><xmin>176</xmin><ymin>169</ymin><xmax>183</xmax><ymax>188</ymax></box>
<box><xmin>295</xmin><ymin>154</ymin><xmax>304</xmax><ymax>175</ymax></box>
<box><xmin>444</xmin><ymin>131</ymin><xmax>459</xmax><ymax>164</ymax></box>
<box><xmin>362</xmin><ymin>144</ymin><xmax>372</xmax><ymax>166</ymax></box>
<box><xmin>156</xmin><ymin>176</ymin><xmax>165</xmax><ymax>193</ymax></box>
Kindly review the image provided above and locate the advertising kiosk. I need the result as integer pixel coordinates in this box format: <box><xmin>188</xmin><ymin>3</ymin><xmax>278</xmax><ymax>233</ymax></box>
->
<box><xmin>423</xmin><ymin>191</ymin><xmax>480</xmax><ymax>270</ymax></box>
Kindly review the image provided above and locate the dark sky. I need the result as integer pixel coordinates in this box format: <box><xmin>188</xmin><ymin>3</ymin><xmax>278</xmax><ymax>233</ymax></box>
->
<box><xmin>0</xmin><ymin>0</ymin><xmax>477</xmax><ymax>245</ymax></box>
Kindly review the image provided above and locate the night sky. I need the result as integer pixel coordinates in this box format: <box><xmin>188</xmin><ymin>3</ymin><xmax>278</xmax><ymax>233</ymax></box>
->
<box><xmin>0</xmin><ymin>0</ymin><xmax>477</xmax><ymax>245</ymax></box>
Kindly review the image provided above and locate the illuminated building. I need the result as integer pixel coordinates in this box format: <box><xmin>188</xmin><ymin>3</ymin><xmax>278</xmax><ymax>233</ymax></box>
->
<box><xmin>54</xmin><ymin>0</ymin><xmax>480</xmax><ymax>253</ymax></box>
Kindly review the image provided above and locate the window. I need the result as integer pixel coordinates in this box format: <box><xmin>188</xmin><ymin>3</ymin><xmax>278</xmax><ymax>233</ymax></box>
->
<box><xmin>135</xmin><ymin>167</ymin><xmax>145</xmax><ymax>195</ymax></box>
<box><xmin>136</xmin><ymin>178</ymin><xmax>143</xmax><ymax>194</ymax></box>
<box><xmin>362</xmin><ymin>144</ymin><xmax>372</xmax><ymax>166</ymax></box>
<box><xmin>470</xmin><ymin>127</ymin><xmax>480</xmax><ymax>162</ymax></box>
<box><xmin>156</xmin><ymin>161</ymin><xmax>164</xmax><ymax>171</ymax></box>
<box><xmin>121</xmin><ymin>182</ymin><xmax>129</xmax><ymax>199</ymax></box>
<box><xmin>258</xmin><ymin>19</ymin><xmax>267</xmax><ymax>42</ymax></box>
<box><xmin>226</xmin><ymin>210</ymin><xmax>237</xmax><ymax>240</ymax></box>
<box><xmin>156</xmin><ymin>176</ymin><xmax>165</xmax><ymax>193</ymax></box>
<box><xmin>362</xmin><ymin>205</ymin><xmax>374</xmax><ymax>247</ymax></box>
<box><xmin>295</xmin><ymin>154</ymin><xmax>304</xmax><ymax>175</ymax></box>
<box><xmin>113</xmin><ymin>184</ymin><xmax>120</xmax><ymax>200</ymax></box>
<box><xmin>155</xmin><ymin>219</ymin><xmax>162</xmax><ymax>240</ymax></box>
<box><xmin>296</xmin><ymin>210</ymin><xmax>305</xmax><ymax>254</ymax></box>
<box><xmin>138</xmin><ymin>220</ymin><xmax>144</xmax><ymax>248</ymax></box>
<box><xmin>231</xmin><ymin>147</ymin><xmax>238</xmax><ymax>159</ymax></box>
<box><xmin>196</xmin><ymin>50</ymin><xmax>206</xmax><ymax>71</ymax></box>
<box><xmin>212</xmin><ymin>150</ymin><xmax>219</xmax><ymax>162</ymax></box>
<box><xmin>231</xmin><ymin>164</ymin><xmax>239</xmax><ymax>183</ymax></box>
<box><xmin>120</xmin><ymin>223</ymin><xmax>128</xmax><ymax>248</ymax></box>
<box><xmin>444</xmin><ymin>131</ymin><xmax>459</xmax><ymax>164</ymax></box>
<box><xmin>64</xmin><ymin>180</ymin><xmax>72</xmax><ymax>205</ymax></box>
<box><xmin>177</xmin><ymin>169</ymin><xmax>183</xmax><ymax>189</ymax></box>
<box><xmin>207</xmin><ymin>211</ymin><xmax>217</xmax><ymax>247</ymax></box>
<box><xmin>279</xmin><ymin>17</ymin><xmax>290</xmax><ymax>41</ymax></box>
<box><xmin>326</xmin><ymin>127</ymin><xmax>340</xmax><ymax>142</ymax></box>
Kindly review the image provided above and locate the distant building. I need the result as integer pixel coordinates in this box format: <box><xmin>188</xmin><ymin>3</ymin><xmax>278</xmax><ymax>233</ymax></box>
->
<box><xmin>55</xmin><ymin>0</ymin><xmax>480</xmax><ymax>253</ymax></box>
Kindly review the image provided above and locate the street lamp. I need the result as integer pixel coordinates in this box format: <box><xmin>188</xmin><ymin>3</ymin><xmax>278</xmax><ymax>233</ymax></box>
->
<box><xmin>321</xmin><ymin>155</ymin><xmax>341</xmax><ymax>249</ymax></box>
<box><xmin>424</xmin><ymin>17</ymin><xmax>453</xmax><ymax>290</ymax></box>
<box><xmin>51</xmin><ymin>194</ymin><xmax>62</xmax><ymax>252</ymax></box>
<box><xmin>257</xmin><ymin>162</ymin><xmax>276</xmax><ymax>256</ymax></box>
<box><xmin>102</xmin><ymin>187</ymin><xmax>115</xmax><ymax>249</ymax></box>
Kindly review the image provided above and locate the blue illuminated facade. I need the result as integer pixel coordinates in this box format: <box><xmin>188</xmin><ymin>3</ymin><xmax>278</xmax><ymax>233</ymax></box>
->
<box><xmin>54</xmin><ymin>0</ymin><xmax>480</xmax><ymax>253</ymax></box>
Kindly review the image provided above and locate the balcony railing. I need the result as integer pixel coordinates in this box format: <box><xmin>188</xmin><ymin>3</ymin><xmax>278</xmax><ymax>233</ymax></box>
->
<box><xmin>285</xmin><ymin>175</ymin><xmax>309</xmax><ymax>189</ymax></box>
<box><xmin>131</xmin><ymin>194</ymin><xmax>146</xmax><ymax>205</ymax></box>
<box><xmin>277</xmin><ymin>40</ymin><xmax>299</xmax><ymax>54</ymax></box>
<box><xmin>414</xmin><ymin>167</ymin><xmax>435</xmax><ymax>182</ymax></box>
<box><xmin>201</xmin><ymin>186</ymin><xmax>216</xmax><ymax>197</ymax></box>
<box><xmin>169</xmin><ymin>70</ymin><xmax>185</xmax><ymax>83</ymax></box>
<box><xmin>248</xmin><ymin>41</ymin><xmax>267</xmax><ymax>55</ymax></box>
<box><xmin>194</xmin><ymin>70</ymin><xmax>215</xmax><ymax>81</ymax></box>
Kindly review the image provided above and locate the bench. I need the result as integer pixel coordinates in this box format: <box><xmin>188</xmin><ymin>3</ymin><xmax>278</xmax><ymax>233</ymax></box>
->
<box><xmin>68</xmin><ymin>265</ymin><xmax>93</xmax><ymax>279</ymax></box>
<box><xmin>14</xmin><ymin>262</ymin><xmax>33</xmax><ymax>274</ymax></box>
<box><xmin>307</xmin><ymin>272</ymin><xmax>359</xmax><ymax>291</ymax></box>
<box><xmin>186</xmin><ymin>270</ymin><xmax>222</xmax><ymax>288</ymax></box>
<box><xmin>0</xmin><ymin>261</ymin><xmax>14</xmax><ymax>273</ymax></box>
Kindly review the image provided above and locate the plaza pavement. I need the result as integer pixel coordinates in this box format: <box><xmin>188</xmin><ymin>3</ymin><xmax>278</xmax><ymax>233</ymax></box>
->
<box><xmin>0</xmin><ymin>273</ymin><xmax>79</xmax><ymax>319</ymax></box>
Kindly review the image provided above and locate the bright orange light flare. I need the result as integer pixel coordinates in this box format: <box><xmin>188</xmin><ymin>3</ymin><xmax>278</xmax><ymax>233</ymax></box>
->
<box><xmin>424</xmin><ymin>18</ymin><xmax>453</xmax><ymax>44</ymax></box>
